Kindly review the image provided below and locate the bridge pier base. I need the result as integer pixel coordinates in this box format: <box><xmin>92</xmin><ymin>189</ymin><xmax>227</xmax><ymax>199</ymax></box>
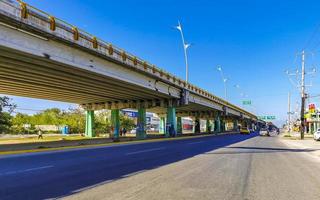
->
<box><xmin>177</xmin><ymin>117</ymin><xmax>183</xmax><ymax>135</ymax></box>
<box><xmin>166</xmin><ymin>107</ymin><xmax>177</xmax><ymax>137</ymax></box>
<box><xmin>111</xmin><ymin>109</ymin><xmax>120</xmax><ymax>141</ymax></box>
<box><xmin>85</xmin><ymin>110</ymin><xmax>95</xmax><ymax>137</ymax></box>
<box><xmin>136</xmin><ymin>108</ymin><xmax>146</xmax><ymax>139</ymax></box>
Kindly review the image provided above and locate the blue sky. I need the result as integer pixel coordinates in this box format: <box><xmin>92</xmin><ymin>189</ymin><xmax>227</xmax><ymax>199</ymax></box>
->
<box><xmin>5</xmin><ymin>0</ymin><xmax>320</xmax><ymax>126</ymax></box>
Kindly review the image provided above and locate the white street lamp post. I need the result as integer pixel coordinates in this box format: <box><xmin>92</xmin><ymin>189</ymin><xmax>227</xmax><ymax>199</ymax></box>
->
<box><xmin>217</xmin><ymin>65</ymin><xmax>228</xmax><ymax>100</ymax></box>
<box><xmin>175</xmin><ymin>21</ymin><xmax>191</xmax><ymax>83</ymax></box>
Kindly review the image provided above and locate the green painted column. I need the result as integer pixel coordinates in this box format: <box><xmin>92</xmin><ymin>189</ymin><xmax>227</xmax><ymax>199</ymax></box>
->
<box><xmin>221</xmin><ymin>118</ymin><xmax>225</xmax><ymax>132</ymax></box>
<box><xmin>166</xmin><ymin>107</ymin><xmax>177</xmax><ymax>137</ymax></box>
<box><xmin>85</xmin><ymin>110</ymin><xmax>95</xmax><ymax>137</ymax></box>
<box><xmin>215</xmin><ymin>115</ymin><xmax>221</xmax><ymax>133</ymax></box>
<box><xmin>177</xmin><ymin>117</ymin><xmax>183</xmax><ymax>135</ymax></box>
<box><xmin>111</xmin><ymin>109</ymin><xmax>120</xmax><ymax>141</ymax></box>
<box><xmin>206</xmin><ymin>119</ymin><xmax>211</xmax><ymax>133</ymax></box>
<box><xmin>137</xmin><ymin>108</ymin><xmax>146</xmax><ymax>139</ymax></box>
<box><xmin>195</xmin><ymin>117</ymin><xmax>200</xmax><ymax>133</ymax></box>
<box><xmin>159</xmin><ymin>117</ymin><xmax>165</xmax><ymax>134</ymax></box>
<box><xmin>233</xmin><ymin>120</ymin><xmax>239</xmax><ymax>131</ymax></box>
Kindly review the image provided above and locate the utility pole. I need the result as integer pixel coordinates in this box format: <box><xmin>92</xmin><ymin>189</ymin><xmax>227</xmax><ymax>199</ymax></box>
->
<box><xmin>300</xmin><ymin>50</ymin><xmax>306</xmax><ymax>139</ymax></box>
<box><xmin>288</xmin><ymin>92</ymin><xmax>291</xmax><ymax>134</ymax></box>
<box><xmin>286</xmin><ymin>51</ymin><xmax>317</xmax><ymax>139</ymax></box>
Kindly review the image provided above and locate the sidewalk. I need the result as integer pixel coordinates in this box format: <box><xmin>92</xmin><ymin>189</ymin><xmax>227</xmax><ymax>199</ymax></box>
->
<box><xmin>280</xmin><ymin>136</ymin><xmax>320</xmax><ymax>160</ymax></box>
<box><xmin>0</xmin><ymin>131</ymin><xmax>238</xmax><ymax>156</ymax></box>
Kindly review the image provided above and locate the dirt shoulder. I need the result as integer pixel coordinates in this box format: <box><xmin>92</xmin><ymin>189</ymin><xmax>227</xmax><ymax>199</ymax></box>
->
<box><xmin>279</xmin><ymin>135</ymin><xmax>320</xmax><ymax>160</ymax></box>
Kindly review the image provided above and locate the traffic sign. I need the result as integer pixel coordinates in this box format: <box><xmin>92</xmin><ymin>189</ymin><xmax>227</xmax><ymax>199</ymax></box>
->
<box><xmin>258</xmin><ymin>116</ymin><xmax>276</xmax><ymax>120</ymax></box>
<box><xmin>242</xmin><ymin>100</ymin><xmax>251</xmax><ymax>105</ymax></box>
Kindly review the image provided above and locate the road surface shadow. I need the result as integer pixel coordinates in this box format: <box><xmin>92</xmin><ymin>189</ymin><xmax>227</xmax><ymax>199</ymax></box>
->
<box><xmin>0</xmin><ymin>133</ymin><xmax>258</xmax><ymax>200</ymax></box>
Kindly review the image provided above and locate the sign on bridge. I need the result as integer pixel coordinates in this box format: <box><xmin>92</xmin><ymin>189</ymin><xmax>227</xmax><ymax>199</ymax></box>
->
<box><xmin>258</xmin><ymin>116</ymin><xmax>276</xmax><ymax>120</ymax></box>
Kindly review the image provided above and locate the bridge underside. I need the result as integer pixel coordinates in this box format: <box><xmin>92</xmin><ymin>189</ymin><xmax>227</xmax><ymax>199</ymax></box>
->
<box><xmin>0</xmin><ymin>46</ymin><xmax>172</xmax><ymax>104</ymax></box>
<box><xmin>0</xmin><ymin>45</ymin><xmax>230</xmax><ymax>115</ymax></box>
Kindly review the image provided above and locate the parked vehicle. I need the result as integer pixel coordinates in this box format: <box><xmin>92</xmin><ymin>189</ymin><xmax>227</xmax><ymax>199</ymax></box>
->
<box><xmin>259</xmin><ymin>128</ymin><xmax>269</xmax><ymax>136</ymax></box>
<box><xmin>313</xmin><ymin>129</ymin><xmax>320</xmax><ymax>141</ymax></box>
<box><xmin>240</xmin><ymin>128</ymin><xmax>250</xmax><ymax>134</ymax></box>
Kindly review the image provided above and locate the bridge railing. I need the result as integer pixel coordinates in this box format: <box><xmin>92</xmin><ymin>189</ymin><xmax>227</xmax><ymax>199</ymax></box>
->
<box><xmin>0</xmin><ymin>0</ymin><xmax>256</xmax><ymax>119</ymax></box>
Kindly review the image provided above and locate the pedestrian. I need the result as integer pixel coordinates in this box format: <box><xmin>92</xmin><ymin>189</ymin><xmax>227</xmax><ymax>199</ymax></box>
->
<box><xmin>38</xmin><ymin>129</ymin><xmax>43</xmax><ymax>139</ymax></box>
<box><xmin>120</xmin><ymin>127</ymin><xmax>123</xmax><ymax>136</ymax></box>
<box><xmin>123</xmin><ymin>127</ymin><xmax>127</xmax><ymax>136</ymax></box>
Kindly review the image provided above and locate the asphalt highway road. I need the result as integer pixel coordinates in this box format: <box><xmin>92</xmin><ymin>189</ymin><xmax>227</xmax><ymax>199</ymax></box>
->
<box><xmin>1</xmin><ymin>133</ymin><xmax>320</xmax><ymax>200</ymax></box>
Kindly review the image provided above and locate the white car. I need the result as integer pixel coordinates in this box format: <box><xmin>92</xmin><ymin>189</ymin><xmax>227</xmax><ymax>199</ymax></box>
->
<box><xmin>314</xmin><ymin>129</ymin><xmax>320</xmax><ymax>141</ymax></box>
<box><xmin>259</xmin><ymin>128</ymin><xmax>269</xmax><ymax>136</ymax></box>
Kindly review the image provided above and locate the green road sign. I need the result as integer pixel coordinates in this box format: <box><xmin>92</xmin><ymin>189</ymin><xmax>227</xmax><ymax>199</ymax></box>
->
<box><xmin>258</xmin><ymin>116</ymin><xmax>276</xmax><ymax>120</ymax></box>
<box><xmin>242</xmin><ymin>100</ymin><xmax>251</xmax><ymax>105</ymax></box>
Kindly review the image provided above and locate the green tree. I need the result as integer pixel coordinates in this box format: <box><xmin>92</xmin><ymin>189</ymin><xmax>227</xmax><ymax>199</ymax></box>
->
<box><xmin>120</xmin><ymin>114</ymin><xmax>135</xmax><ymax>131</ymax></box>
<box><xmin>11</xmin><ymin>113</ymin><xmax>31</xmax><ymax>134</ymax></box>
<box><xmin>62</xmin><ymin>107</ymin><xmax>85</xmax><ymax>134</ymax></box>
<box><xmin>0</xmin><ymin>96</ymin><xmax>16</xmax><ymax>134</ymax></box>
<box><xmin>95</xmin><ymin>110</ymin><xmax>111</xmax><ymax>135</ymax></box>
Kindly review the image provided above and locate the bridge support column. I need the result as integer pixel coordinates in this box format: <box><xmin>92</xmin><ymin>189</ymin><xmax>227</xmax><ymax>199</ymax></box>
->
<box><xmin>215</xmin><ymin>115</ymin><xmax>221</xmax><ymax>133</ymax></box>
<box><xmin>233</xmin><ymin>119</ymin><xmax>239</xmax><ymax>132</ymax></box>
<box><xmin>136</xmin><ymin>108</ymin><xmax>146</xmax><ymax>139</ymax></box>
<box><xmin>206</xmin><ymin>119</ymin><xmax>211</xmax><ymax>133</ymax></box>
<box><xmin>166</xmin><ymin>107</ymin><xmax>177</xmax><ymax>137</ymax></box>
<box><xmin>111</xmin><ymin>109</ymin><xmax>120</xmax><ymax>141</ymax></box>
<box><xmin>195</xmin><ymin>117</ymin><xmax>200</xmax><ymax>133</ymax></box>
<box><xmin>159</xmin><ymin>117</ymin><xmax>165</xmax><ymax>134</ymax></box>
<box><xmin>177</xmin><ymin>117</ymin><xmax>183</xmax><ymax>135</ymax></box>
<box><xmin>221</xmin><ymin>117</ymin><xmax>225</xmax><ymax>132</ymax></box>
<box><xmin>85</xmin><ymin>110</ymin><xmax>95</xmax><ymax>137</ymax></box>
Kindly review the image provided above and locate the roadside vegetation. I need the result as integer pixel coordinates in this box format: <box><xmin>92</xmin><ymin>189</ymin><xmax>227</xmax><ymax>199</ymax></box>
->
<box><xmin>0</xmin><ymin>96</ymin><xmax>135</xmax><ymax>135</ymax></box>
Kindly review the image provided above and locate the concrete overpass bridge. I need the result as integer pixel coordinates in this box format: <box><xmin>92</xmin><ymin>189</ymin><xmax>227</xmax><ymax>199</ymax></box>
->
<box><xmin>0</xmin><ymin>0</ymin><xmax>258</xmax><ymax>139</ymax></box>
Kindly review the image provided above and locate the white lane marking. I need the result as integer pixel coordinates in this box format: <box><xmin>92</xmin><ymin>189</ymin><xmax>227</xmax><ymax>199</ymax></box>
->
<box><xmin>0</xmin><ymin>165</ymin><xmax>53</xmax><ymax>176</ymax></box>
<box><xmin>187</xmin><ymin>141</ymin><xmax>205</xmax><ymax>145</ymax></box>
<box><xmin>126</xmin><ymin>147</ymin><xmax>166</xmax><ymax>155</ymax></box>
